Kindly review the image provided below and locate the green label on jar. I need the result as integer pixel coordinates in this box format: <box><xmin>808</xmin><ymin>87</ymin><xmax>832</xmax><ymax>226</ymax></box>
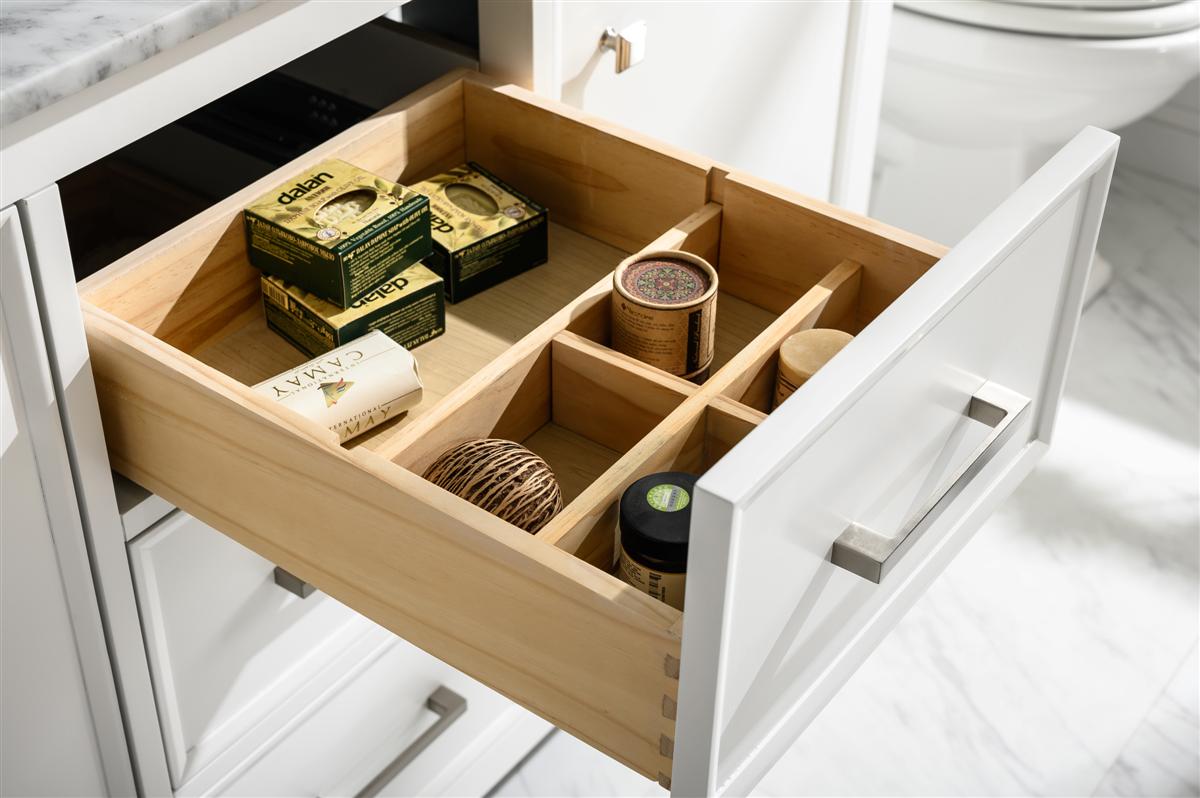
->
<box><xmin>646</xmin><ymin>483</ymin><xmax>690</xmax><ymax>512</ymax></box>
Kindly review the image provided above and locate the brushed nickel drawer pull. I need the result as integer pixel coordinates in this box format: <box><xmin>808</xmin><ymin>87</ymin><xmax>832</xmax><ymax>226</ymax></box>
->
<box><xmin>600</xmin><ymin>20</ymin><xmax>647</xmax><ymax>74</ymax></box>
<box><xmin>354</xmin><ymin>686</ymin><xmax>468</xmax><ymax>798</ymax></box>
<box><xmin>273</xmin><ymin>566</ymin><xmax>316</xmax><ymax>598</ymax></box>
<box><xmin>832</xmin><ymin>381</ymin><xmax>1031</xmax><ymax>583</ymax></box>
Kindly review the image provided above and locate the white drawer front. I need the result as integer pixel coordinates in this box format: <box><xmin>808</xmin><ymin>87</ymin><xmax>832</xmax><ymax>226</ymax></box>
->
<box><xmin>216</xmin><ymin>639</ymin><xmax>548</xmax><ymax>798</ymax></box>
<box><xmin>674</xmin><ymin>128</ymin><xmax>1118</xmax><ymax>796</ymax></box>
<box><xmin>129</xmin><ymin>511</ymin><xmax>377</xmax><ymax>788</ymax></box>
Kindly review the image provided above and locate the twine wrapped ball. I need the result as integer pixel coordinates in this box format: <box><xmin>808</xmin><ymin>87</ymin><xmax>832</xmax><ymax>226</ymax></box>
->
<box><xmin>423</xmin><ymin>438</ymin><xmax>563</xmax><ymax>533</ymax></box>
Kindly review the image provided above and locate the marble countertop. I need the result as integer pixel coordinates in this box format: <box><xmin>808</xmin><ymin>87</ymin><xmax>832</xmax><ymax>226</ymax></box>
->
<box><xmin>0</xmin><ymin>0</ymin><xmax>261</xmax><ymax>126</ymax></box>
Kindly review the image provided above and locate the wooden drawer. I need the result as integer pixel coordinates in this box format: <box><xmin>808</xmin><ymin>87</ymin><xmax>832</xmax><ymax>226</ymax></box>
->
<box><xmin>78</xmin><ymin>71</ymin><xmax>1117</xmax><ymax>795</ymax></box>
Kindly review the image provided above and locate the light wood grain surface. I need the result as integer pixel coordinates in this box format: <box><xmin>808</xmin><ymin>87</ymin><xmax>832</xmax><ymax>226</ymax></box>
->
<box><xmin>717</xmin><ymin>170</ymin><xmax>946</xmax><ymax>318</ymax></box>
<box><xmin>464</xmin><ymin>81</ymin><xmax>712</xmax><ymax>254</ymax></box>
<box><xmin>522</xmin><ymin>424</ymin><xmax>622</xmax><ymax>506</ymax></box>
<box><xmin>203</xmin><ymin>222</ymin><xmax>626</xmax><ymax>457</ymax></box>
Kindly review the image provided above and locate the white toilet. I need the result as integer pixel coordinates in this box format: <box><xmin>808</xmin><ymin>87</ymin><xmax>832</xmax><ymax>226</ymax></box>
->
<box><xmin>873</xmin><ymin>0</ymin><xmax>1200</xmax><ymax>251</ymax></box>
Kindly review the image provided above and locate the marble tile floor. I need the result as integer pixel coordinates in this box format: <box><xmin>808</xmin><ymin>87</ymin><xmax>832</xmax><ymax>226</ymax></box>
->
<box><xmin>491</xmin><ymin>167</ymin><xmax>1200</xmax><ymax>798</ymax></box>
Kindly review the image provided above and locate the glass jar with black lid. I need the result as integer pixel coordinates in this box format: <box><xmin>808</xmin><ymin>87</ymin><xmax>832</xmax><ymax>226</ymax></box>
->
<box><xmin>616</xmin><ymin>471</ymin><xmax>697</xmax><ymax>611</ymax></box>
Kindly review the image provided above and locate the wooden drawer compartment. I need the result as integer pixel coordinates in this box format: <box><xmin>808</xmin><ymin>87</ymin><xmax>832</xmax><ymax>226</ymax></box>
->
<box><xmin>78</xmin><ymin>70</ymin><xmax>1116</xmax><ymax>794</ymax></box>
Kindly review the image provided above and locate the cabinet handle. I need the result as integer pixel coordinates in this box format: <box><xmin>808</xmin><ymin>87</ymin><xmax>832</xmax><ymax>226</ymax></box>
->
<box><xmin>832</xmin><ymin>381</ymin><xmax>1031</xmax><ymax>583</ymax></box>
<box><xmin>354</xmin><ymin>686</ymin><xmax>468</xmax><ymax>798</ymax></box>
<box><xmin>600</xmin><ymin>21</ymin><xmax>647</xmax><ymax>73</ymax></box>
<box><xmin>273</xmin><ymin>566</ymin><xmax>316</xmax><ymax>598</ymax></box>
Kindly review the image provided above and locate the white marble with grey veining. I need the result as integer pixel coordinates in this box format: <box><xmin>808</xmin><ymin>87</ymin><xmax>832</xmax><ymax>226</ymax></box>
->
<box><xmin>0</xmin><ymin>0</ymin><xmax>260</xmax><ymax>127</ymax></box>
<box><xmin>491</xmin><ymin>167</ymin><xmax>1200</xmax><ymax>797</ymax></box>
<box><xmin>1095</xmin><ymin>644</ymin><xmax>1200</xmax><ymax>797</ymax></box>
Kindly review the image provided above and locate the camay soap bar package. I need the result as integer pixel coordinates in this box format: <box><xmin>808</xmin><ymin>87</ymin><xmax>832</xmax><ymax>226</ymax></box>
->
<box><xmin>253</xmin><ymin>331</ymin><xmax>422</xmax><ymax>443</ymax></box>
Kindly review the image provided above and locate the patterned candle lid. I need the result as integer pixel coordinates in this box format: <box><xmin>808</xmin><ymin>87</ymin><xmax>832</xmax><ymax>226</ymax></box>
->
<box><xmin>620</xmin><ymin>258</ymin><xmax>711</xmax><ymax>305</ymax></box>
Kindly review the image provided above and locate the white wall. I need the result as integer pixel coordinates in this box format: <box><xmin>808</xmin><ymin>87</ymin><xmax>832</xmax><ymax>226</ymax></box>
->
<box><xmin>552</xmin><ymin>2</ymin><xmax>851</xmax><ymax>202</ymax></box>
<box><xmin>1115</xmin><ymin>77</ymin><xmax>1199</xmax><ymax>190</ymax></box>
<box><xmin>480</xmin><ymin>1</ymin><xmax>890</xmax><ymax>210</ymax></box>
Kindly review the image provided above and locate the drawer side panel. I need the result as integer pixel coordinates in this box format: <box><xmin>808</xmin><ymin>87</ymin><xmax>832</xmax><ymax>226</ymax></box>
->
<box><xmin>83</xmin><ymin>304</ymin><xmax>681</xmax><ymax>781</ymax></box>
<box><xmin>718</xmin><ymin>172</ymin><xmax>946</xmax><ymax>317</ymax></box>
<box><xmin>463</xmin><ymin>80</ymin><xmax>711</xmax><ymax>254</ymax></box>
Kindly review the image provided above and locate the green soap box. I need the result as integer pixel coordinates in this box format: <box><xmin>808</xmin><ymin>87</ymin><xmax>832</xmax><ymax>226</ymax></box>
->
<box><xmin>245</xmin><ymin>158</ymin><xmax>432</xmax><ymax>308</ymax></box>
<box><xmin>262</xmin><ymin>262</ymin><xmax>445</xmax><ymax>358</ymax></box>
<box><xmin>411</xmin><ymin>162</ymin><xmax>548</xmax><ymax>303</ymax></box>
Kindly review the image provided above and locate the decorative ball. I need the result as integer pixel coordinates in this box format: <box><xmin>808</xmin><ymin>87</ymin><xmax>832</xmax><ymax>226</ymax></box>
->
<box><xmin>423</xmin><ymin>438</ymin><xmax>563</xmax><ymax>533</ymax></box>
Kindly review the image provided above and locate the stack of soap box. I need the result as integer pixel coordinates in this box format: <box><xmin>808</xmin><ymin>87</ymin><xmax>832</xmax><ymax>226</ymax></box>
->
<box><xmin>261</xmin><ymin>267</ymin><xmax>445</xmax><ymax>357</ymax></box>
<box><xmin>244</xmin><ymin>158</ymin><xmax>445</xmax><ymax>356</ymax></box>
<box><xmin>243</xmin><ymin>158</ymin><xmax>550</xmax><ymax>357</ymax></box>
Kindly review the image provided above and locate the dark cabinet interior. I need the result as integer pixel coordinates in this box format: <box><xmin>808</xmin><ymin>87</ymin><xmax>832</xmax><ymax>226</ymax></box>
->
<box><xmin>60</xmin><ymin>17</ymin><xmax>477</xmax><ymax>280</ymax></box>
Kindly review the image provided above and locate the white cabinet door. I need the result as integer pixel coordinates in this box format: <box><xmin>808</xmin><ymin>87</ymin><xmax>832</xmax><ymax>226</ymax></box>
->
<box><xmin>0</xmin><ymin>207</ymin><xmax>127</xmax><ymax>797</ymax></box>
<box><xmin>674</xmin><ymin>128</ymin><xmax>1118</xmax><ymax>796</ymax></box>
<box><xmin>480</xmin><ymin>1</ymin><xmax>890</xmax><ymax>211</ymax></box>
<box><xmin>127</xmin><ymin>510</ymin><xmax>551</xmax><ymax>797</ymax></box>
<box><xmin>128</xmin><ymin>509</ymin><xmax>382</xmax><ymax>790</ymax></box>
<box><xmin>17</xmin><ymin>185</ymin><xmax>169</xmax><ymax>796</ymax></box>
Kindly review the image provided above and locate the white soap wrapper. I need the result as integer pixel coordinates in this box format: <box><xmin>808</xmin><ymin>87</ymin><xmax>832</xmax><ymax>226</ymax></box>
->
<box><xmin>254</xmin><ymin>330</ymin><xmax>422</xmax><ymax>443</ymax></box>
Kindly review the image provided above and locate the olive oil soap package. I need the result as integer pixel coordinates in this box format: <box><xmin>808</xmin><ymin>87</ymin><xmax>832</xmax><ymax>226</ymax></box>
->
<box><xmin>411</xmin><ymin>162</ymin><xmax>548</xmax><ymax>303</ymax></box>
<box><xmin>244</xmin><ymin>159</ymin><xmax>432</xmax><ymax>307</ymax></box>
<box><xmin>262</xmin><ymin>262</ymin><xmax>445</xmax><ymax>358</ymax></box>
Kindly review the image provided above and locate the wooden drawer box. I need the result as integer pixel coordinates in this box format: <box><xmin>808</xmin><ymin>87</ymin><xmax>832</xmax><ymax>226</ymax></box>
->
<box><xmin>77</xmin><ymin>71</ymin><xmax>1117</xmax><ymax>796</ymax></box>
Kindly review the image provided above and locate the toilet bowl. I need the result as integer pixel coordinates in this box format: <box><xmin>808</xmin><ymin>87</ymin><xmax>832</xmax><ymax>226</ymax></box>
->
<box><xmin>872</xmin><ymin>0</ymin><xmax>1200</xmax><ymax>248</ymax></box>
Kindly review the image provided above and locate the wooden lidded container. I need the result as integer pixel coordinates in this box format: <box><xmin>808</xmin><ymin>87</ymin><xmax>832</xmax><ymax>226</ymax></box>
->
<box><xmin>612</xmin><ymin>249</ymin><xmax>718</xmax><ymax>380</ymax></box>
<box><xmin>773</xmin><ymin>328</ymin><xmax>854</xmax><ymax>408</ymax></box>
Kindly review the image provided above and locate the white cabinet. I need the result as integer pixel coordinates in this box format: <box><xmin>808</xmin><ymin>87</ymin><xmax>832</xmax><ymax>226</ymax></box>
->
<box><xmin>0</xmin><ymin>338</ymin><xmax>105</xmax><ymax>798</ymax></box>
<box><xmin>0</xmin><ymin>206</ymin><xmax>132</xmax><ymax>797</ymax></box>
<box><xmin>128</xmin><ymin>512</ymin><xmax>381</xmax><ymax>790</ymax></box>
<box><xmin>67</xmin><ymin>71</ymin><xmax>1119</xmax><ymax>797</ymax></box>
<box><xmin>18</xmin><ymin>185</ymin><xmax>174</xmax><ymax>796</ymax></box>
<box><xmin>481</xmin><ymin>0</ymin><xmax>891</xmax><ymax>211</ymax></box>
<box><xmin>127</xmin><ymin>509</ymin><xmax>550</xmax><ymax>796</ymax></box>
<box><xmin>4</xmin><ymin>9</ymin><xmax>1118</xmax><ymax>798</ymax></box>
<box><xmin>213</xmin><ymin>634</ymin><xmax>548</xmax><ymax>798</ymax></box>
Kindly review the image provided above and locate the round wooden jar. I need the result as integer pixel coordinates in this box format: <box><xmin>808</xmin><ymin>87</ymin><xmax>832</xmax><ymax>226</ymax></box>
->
<box><xmin>423</xmin><ymin>438</ymin><xmax>563</xmax><ymax>533</ymax></box>
<box><xmin>773</xmin><ymin>328</ymin><xmax>854</xmax><ymax>408</ymax></box>
<box><xmin>612</xmin><ymin>250</ymin><xmax>718</xmax><ymax>379</ymax></box>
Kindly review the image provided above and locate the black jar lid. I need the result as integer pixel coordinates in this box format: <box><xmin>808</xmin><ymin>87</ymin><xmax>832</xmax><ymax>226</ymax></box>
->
<box><xmin>619</xmin><ymin>471</ymin><xmax>698</xmax><ymax>571</ymax></box>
